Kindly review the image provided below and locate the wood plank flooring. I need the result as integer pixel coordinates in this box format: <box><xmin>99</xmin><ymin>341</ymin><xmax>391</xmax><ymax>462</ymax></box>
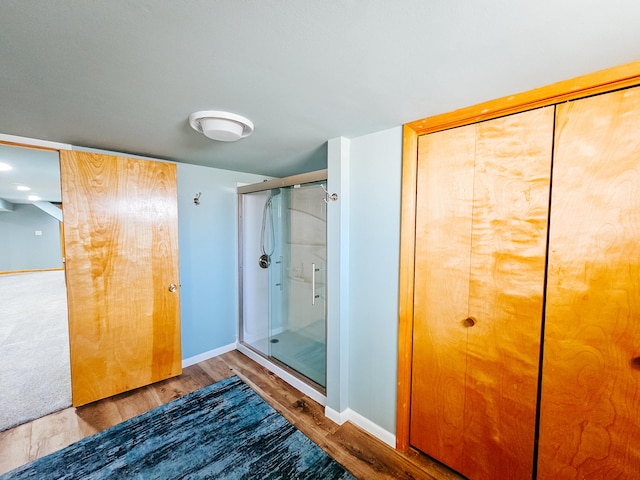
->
<box><xmin>0</xmin><ymin>350</ymin><xmax>462</xmax><ymax>479</ymax></box>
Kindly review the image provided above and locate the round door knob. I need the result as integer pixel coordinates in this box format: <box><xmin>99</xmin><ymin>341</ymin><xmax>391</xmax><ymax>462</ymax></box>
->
<box><xmin>168</xmin><ymin>283</ymin><xmax>177</xmax><ymax>293</ymax></box>
<box><xmin>463</xmin><ymin>316</ymin><xmax>476</xmax><ymax>327</ymax></box>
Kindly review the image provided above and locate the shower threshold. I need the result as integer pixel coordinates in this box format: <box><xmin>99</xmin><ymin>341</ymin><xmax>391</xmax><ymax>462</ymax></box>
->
<box><xmin>236</xmin><ymin>342</ymin><xmax>327</xmax><ymax>406</ymax></box>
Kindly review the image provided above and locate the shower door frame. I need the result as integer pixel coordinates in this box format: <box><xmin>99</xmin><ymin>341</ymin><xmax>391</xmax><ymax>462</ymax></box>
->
<box><xmin>237</xmin><ymin>169</ymin><xmax>328</xmax><ymax>395</ymax></box>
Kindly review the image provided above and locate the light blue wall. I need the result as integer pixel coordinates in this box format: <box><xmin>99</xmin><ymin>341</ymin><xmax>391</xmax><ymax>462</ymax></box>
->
<box><xmin>347</xmin><ymin>126</ymin><xmax>402</xmax><ymax>433</ymax></box>
<box><xmin>176</xmin><ymin>163</ymin><xmax>267</xmax><ymax>359</ymax></box>
<box><xmin>0</xmin><ymin>204</ymin><xmax>62</xmax><ymax>271</ymax></box>
<box><xmin>326</xmin><ymin>137</ymin><xmax>350</xmax><ymax>413</ymax></box>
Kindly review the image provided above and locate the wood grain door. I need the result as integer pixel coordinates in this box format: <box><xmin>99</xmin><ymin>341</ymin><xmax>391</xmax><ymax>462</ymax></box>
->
<box><xmin>539</xmin><ymin>87</ymin><xmax>640</xmax><ymax>479</ymax></box>
<box><xmin>410</xmin><ymin>107</ymin><xmax>554</xmax><ymax>479</ymax></box>
<box><xmin>60</xmin><ymin>151</ymin><xmax>181</xmax><ymax>406</ymax></box>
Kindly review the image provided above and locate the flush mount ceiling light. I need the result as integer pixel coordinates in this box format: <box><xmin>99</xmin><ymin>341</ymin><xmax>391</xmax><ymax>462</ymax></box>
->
<box><xmin>189</xmin><ymin>110</ymin><xmax>254</xmax><ymax>142</ymax></box>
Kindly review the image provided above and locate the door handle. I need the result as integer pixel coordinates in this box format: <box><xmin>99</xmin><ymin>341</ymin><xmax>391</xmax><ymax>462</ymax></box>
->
<box><xmin>312</xmin><ymin>263</ymin><xmax>320</xmax><ymax>305</ymax></box>
<box><xmin>168</xmin><ymin>283</ymin><xmax>177</xmax><ymax>293</ymax></box>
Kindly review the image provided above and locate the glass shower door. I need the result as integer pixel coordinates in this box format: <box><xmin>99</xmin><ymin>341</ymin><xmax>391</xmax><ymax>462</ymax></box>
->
<box><xmin>239</xmin><ymin>178</ymin><xmax>327</xmax><ymax>390</ymax></box>
<box><xmin>268</xmin><ymin>182</ymin><xmax>327</xmax><ymax>387</ymax></box>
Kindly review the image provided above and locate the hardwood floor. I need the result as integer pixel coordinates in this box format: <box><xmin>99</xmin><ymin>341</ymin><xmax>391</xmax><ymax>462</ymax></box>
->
<box><xmin>0</xmin><ymin>350</ymin><xmax>462</xmax><ymax>479</ymax></box>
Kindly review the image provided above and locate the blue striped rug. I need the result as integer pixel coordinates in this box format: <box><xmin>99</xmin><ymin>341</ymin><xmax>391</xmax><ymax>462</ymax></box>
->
<box><xmin>2</xmin><ymin>376</ymin><xmax>355</xmax><ymax>479</ymax></box>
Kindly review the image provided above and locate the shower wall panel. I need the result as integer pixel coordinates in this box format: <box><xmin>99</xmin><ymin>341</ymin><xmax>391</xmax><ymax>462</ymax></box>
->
<box><xmin>240</xmin><ymin>191</ymin><xmax>271</xmax><ymax>354</ymax></box>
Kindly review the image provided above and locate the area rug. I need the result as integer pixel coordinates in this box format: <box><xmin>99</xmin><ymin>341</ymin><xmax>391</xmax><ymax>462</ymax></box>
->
<box><xmin>1</xmin><ymin>376</ymin><xmax>355</xmax><ymax>479</ymax></box>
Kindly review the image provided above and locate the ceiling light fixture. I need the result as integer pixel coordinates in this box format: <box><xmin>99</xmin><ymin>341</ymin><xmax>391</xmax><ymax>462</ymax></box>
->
<box><xmin>189</xmin><ymin>110</ymin><xmax>254</xmax><ymax>142</ymax></box>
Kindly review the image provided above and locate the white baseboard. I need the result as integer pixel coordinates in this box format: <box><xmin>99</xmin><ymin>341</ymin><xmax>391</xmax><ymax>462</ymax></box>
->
<box><xmin>236</xmin><ymin>343</ymin><xmax>327</xmax><ymax>406</ymax></box>
<box><xmin>324</xmin><ymin>406</ymin><xmax>347</xmax><ymax>425</ymax></box>
<box><xmin>182</xmin><ymin>342</ymin><xmax>236</xmax><ymax>368</ymax></box>
<box><xmin>324</xmin><ymin>406</ymin><xmax>396</xmax><ymax>448</ymax></box>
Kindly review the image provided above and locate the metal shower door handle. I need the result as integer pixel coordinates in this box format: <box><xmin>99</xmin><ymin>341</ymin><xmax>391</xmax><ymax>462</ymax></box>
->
<box><xmin>312</xmin><ymin>263</ymin><xmax>320</xmax><ymax>305</ymax></box>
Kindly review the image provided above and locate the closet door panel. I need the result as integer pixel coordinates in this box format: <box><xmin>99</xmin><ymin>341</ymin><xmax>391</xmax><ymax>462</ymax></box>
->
<box><xmin>410</xmin><ymin>124</ymin><xmax>476</xmax><ymax>470</ymax></box>
<box><xmin>540</xmin><ymin>87</ymin><xmax>640</xmax><ymax>479</ymax></box>
<box><xmin>411</xmin><ymin>107</ymin><xmax>554</xmax><ymax>480</ymax></box>
<box><xmin>463</xmin><ymin>107</ymin><xmax>554</xmax><ymax>479</ymax></box>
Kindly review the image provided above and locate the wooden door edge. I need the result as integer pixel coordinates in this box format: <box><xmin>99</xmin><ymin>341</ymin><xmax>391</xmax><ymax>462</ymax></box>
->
<box><xmin>396</xmin><ymin>125</ymin><xmax>418</xmax><ymax>451</ymax></box>
<box><xmin>395</xmin><ymin>59</ymin><xmax>640</xmax><ymax>451</ymax></box>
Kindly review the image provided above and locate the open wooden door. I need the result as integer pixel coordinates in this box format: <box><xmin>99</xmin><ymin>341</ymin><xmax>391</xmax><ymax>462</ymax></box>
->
<box><xmin>60</xmin><ymin>151</ymin><xmax>181</xmax><ymax>406</ymax></box>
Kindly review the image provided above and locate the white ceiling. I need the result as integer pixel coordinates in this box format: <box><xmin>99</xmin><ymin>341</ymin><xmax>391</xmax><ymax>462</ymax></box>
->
<box><xmin>1</xmin><ymin>1</ymin><xmax>640</xmax><ymax>179</ymax></box>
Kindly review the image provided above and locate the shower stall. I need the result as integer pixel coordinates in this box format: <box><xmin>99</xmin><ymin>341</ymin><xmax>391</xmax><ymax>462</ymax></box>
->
<box><xmin>238</xmin><ymin>170</ymin><xmax>327</xmax><ymax>392</ymax></box>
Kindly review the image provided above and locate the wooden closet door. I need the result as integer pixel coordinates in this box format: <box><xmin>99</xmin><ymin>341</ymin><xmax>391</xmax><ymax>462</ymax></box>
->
<box><xmin>60</xmin><ymin>151</ymin><xmax>181</xmax><ymax>406</ymax></box>
<box><xmin>410</xmin><ymin>123</ymin><xmax>476</xmax><ymax>471</ymax></box>
<box><xmin>410</xmin><ymin>107</ymin><xmax>554</xmax><ymax>480</ymax></box>
<box><xmin>539</xmin><ymin>87</ymin><xmax>640</xmax><ymax>479</ymax></box>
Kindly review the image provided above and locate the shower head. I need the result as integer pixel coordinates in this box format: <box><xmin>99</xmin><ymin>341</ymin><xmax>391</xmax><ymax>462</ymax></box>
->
<box><xmin>271</xmin><ymin>188</ymin><xmax>281</xmax><ymax>196</ymax></box>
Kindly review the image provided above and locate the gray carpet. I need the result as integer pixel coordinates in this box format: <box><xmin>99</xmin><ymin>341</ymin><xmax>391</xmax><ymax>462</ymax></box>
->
<box><xmin>0</xmin><ymin>270</ymin><xmax>71</xmax><ymax>431</ymax></box>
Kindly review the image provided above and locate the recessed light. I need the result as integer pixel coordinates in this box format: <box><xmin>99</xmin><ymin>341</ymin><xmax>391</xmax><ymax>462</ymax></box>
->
<box><xmin>0</xmin><ymin>162</ymin><xmax>12</xmax><ymax>171</ymax></box>
<box><xmin>17</xmin><ymin>185</ymin><xmax>30</xmax><ymax>191</ymax></box>
<box><xmin>28</xmin><ymin>194</ymin><xmax>41</xmax><ymax>201</ymax></box>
